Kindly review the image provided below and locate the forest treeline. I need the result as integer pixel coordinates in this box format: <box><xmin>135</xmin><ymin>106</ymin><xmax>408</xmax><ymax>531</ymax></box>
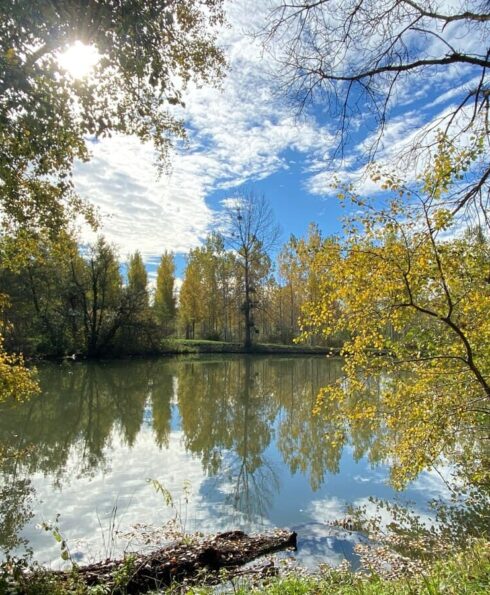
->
<box><xmin>0</xmin><ymin>225</ymin><xmax>338</xmax><ymax>358</ymax></box>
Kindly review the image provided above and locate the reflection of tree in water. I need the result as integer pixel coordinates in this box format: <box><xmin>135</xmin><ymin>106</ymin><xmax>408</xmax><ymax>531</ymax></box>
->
<box><xmin>273</xmin><ymin>357</ymin><xmax>344</xmax><ymax>490</ymax></box>
<box><xmin>176</xmin><ymin>355</ymin><xmax>385</xmax><ymax>519</ymax></box>
<box><xmin>344</xmin><ymin>374</ymin><xmax>388</xmax><ymax>467</ymax></box>
<box><xmin>0</xmin><ymin>359</ymin><xmax>176</xmax><ymax>556</ymax></box>
<box><xmin>0</xmin><ymin>360</ymin><xmax>173</xmax><ymax>483</ymax></box>
<box><xmin>178</xmin><ymin>358</ymin><xmax>236</xmax><ymax>474</ymax></box>
<box><xmin>0</xmin><ymin>355</ymin><xmax>390</xmax><ymax>556</ymax></box>
<box><xmin>176</xmin><ymin>356</ymin><xmax>384</xmax><ymax>519</ymax></box>
<box><xmin>0</xmin><ymin>357</ymin><xmax>383</xmax><ymax>496</ymax></box>
<box><xmin>273</xmin><ymin>358</ymin><xmax>387</xmax><ymax>489</ymax></box>
<box><xmin>225</xmin><ymin>357</ymin><xmax>280</xmax><ymax>519</ymax></box>
<box><xmin>178</xmin><ymin>357</ymin><xmax>280</xmax><ymax>520</ymax></box>
<box><xmin>150</xmin><ymin>367</ymin><xmax>174</xmax><ymax>449</ymax></box>
<box><xmin>0</xmin><ymin>478</ymin><xmax>34</xmax><ymax>556</ymax></box>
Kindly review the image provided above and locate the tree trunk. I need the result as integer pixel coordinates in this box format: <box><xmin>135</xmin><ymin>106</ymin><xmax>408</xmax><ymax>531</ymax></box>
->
<box><xmin>49</xmin><ymin>530</ymin><xmax>297</xmax><ymax>594</ymax></box>
<box><xmin>244</xmin><ymin>261</ymin><xmax>252</xmax><ymax>350</ymax></box>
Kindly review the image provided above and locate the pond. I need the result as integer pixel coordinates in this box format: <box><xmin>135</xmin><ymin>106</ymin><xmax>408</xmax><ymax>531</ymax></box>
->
<box><xmin>0</xmin><ymin>355</ymin><xmax>451</xmax><ymax>569</ymax></box>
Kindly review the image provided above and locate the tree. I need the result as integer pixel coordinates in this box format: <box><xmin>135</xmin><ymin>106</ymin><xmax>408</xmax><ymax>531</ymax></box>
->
<box><xmin>69</xmin><ymin>237</ymin><xmax>126</xmax><ymax>357</ymax></box>
<box><xmin>0</xmin><ymin>238</ymin><xmax>162</xmax><ymax>358</ymax></box>
<box><xmin>179</xmin><ymin>253</ymin><xmax>204</xmax><ymax>339</ymax></box>
<box><xmin>0</xmin><ymin>233</ymin><xmax>81</xmax><ymax>355</ymax></box>
<box><xmin>127</xmin><ymin>251</ymin><xmax>149</xmax><ymax>311</ymax></box>
<box><xmin>300</xmin><ymin>138</ymin><xmax>490</xmax><ymax>487</ymax></box>
<box><xmin>225</xmin><ymin>191</ymin><xmax>280</xmax><ymax>350</ymax></box>
<box><xmin>208</xmin><ymin>233</ymin><xmax>238</xmax><ymax>341</ymax></box>
<box><xmin>0</xmin><ymin>236</ymin><xmax>75</xmax><ymax>403</ymax></box>
<box><xmin>0</xmin><ymin>0</ymin><xmax>225</xmax><ymax>236</ymax></box>
<box><xmin>119</xmin><ymin>250</ymin><xmax>158</xmax><ymax>350</ymax></box>
<box><xmin>154</xmin><ymin>251</ymin><xmax>176</xmax><ymax>335</ymax></box>
<box><xmin>275</xmin><ymin>233</ymin><xmax>315</xmax><ymax>343</ymax></box>
<box><xmin>178</xmin><ymin>234</ymin><xmax>238</xmax><ymax>340</ymax></box>
<box><xmin>198</xmin><ymin>233</ymin><xmax>233</xmax><ymax>340</ymax></box>
<box><xmin>264</xmin><ymin>0</ymin><xmax>490</xmax><ymax>217</ymax></box>
<box><xmin>0</xmin><ymin>334</ymin><xmax>38</xmax><ymax>404</ymax></box>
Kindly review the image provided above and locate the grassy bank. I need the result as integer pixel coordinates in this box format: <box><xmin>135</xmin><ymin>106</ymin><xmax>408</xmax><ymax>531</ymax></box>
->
<box><xmin>10</xmin><ymin>540</ymin><xmax>489</xmax><ymax>594</ymax></box>
<box><xmin>189</xmin><ymin>540</ymin><xmax>490</xmax><ymax>595</ymax></box>
<box><xmin>35</xmin><ymin>339</ymin><xmax>340</xmax><ymax>363</ymax></box>
<box><xmin>160</xmin><ymin>339</ymin><xmax>339</xmax><ymax>356</ymax></box>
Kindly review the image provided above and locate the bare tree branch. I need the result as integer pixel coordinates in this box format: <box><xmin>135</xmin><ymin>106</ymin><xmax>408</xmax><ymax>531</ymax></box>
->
<box><xmin>262</xmin><ymin>0</ymin><xmax>490</xmax><ymax>217</ymax></box>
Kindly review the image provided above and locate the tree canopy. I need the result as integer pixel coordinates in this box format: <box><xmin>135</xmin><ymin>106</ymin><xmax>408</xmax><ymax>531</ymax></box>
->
<box><xmin>0</xmin><ymin>0</ymin><xmax>225</xmax><ymax>236</ymax></box>
<box><xmin>154</xmin><ymin>251</ymin><xmax>177</xmax><ymax>335</ymax></box>
<box><xmin>225</xmin><ymin>191</ymin><xmax>280</xmax><ymax>349</ymax></box>
<box><xmin>299</xmin><ymin>137</ymin><xmax>490</xmax><ymax>487</ymax></box>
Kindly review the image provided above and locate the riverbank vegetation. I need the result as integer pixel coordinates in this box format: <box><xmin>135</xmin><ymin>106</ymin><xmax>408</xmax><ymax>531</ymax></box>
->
<box><xmin>218</xmin><ymin>541</ymin><xmax>490</xmax><ymax>595</ymax></box>
<box><xmin>0</xmin><ymin>214</ymin><xmax>339</xmax><ymax>361</ymax></box>
<box><xmin>4</xmin><ymin>532</ymin><xmax>489</xmax><ymax>593</ymax></box>
<box><xmin>201</xmin><ymin>541</ymin><xmax>490</xmax><ymax>595</ymax></box>
<box><xmin>297</xmin><ymin>137</ymin><xmax>490</xmax><ymax>489</ymax></box>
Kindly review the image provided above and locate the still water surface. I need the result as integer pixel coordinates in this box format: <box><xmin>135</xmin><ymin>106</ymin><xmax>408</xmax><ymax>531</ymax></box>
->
<box><xmin>0</xmin><ymin>356</ymin><xmax>449</xmax><ymax>568</ymax></box>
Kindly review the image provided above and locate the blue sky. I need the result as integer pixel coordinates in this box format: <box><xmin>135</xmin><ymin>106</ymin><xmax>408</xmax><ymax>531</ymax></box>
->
<box><xmin>72</xmin><ymin>0</ymin><xmax>483</xmax><ymax>282</ymax></box>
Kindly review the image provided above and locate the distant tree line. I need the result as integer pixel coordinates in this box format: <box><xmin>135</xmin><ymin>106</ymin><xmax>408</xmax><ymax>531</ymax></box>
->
<box><xmin>0</xmin><ymin>221</ymin><xmax>337</xmax><ymax>358</ymax></box>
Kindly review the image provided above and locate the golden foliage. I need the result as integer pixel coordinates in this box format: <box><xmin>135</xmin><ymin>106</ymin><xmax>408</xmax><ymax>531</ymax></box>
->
<box><xmin>0</xmin><ymin>294</ymin><xmax>38</xmax><ymax>404</ymax></box>
<box><xmin>300</xmin><ymin>137</ymin><xmax>490</xmax><ymax>487</ymax></box>
<box><xmin>0</xmin><ymin>339</ymin><xmax>38</xmax><ymax>403</ymax></box>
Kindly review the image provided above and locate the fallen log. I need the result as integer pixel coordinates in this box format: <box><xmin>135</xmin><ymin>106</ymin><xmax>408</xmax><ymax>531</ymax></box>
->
<box><xmin>55</xmin><ymin>529</ymin><xmax>297</xmax><ymax>594</ymax></box>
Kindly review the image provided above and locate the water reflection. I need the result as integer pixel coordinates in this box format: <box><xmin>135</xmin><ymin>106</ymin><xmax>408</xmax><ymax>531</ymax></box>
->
<box><xmin>0</xmin><ymin>355</ymin><xmax>429</xmax><ymax>564</ymax></box>
<box><xmin>178</xmin><ymin>357</ymin><xmax>281</xmax><ymax>518</ymax></box>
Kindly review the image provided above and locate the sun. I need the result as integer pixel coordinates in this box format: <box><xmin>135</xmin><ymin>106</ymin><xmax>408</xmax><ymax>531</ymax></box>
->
<box><xmin>58</xmin><ymin>41</ymin><xmax>99</xmax><ymax>79</ymax></box>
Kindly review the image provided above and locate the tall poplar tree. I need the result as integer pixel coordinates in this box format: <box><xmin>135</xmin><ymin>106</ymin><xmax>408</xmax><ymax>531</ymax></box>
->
<box><xmin>154</xmin><ymin>252</ymin><xmax>176</xmax><ymax>336</ymax></box>
<box><xmin>179</xmin><ymin>254</ymin><xmax>204</xmax><ymax>339</ymax></box>
<box><xmin>127</xmin><ymin>251</ymin><xmax>149</xmax><ymax>310</ymax></box>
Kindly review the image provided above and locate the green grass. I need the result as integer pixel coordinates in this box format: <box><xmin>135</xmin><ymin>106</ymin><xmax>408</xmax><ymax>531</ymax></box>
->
<box><xmin>186</xmin><ymin>540</ymin><xmax>490</xmax><ymax>595</ymax></box>
<box><xmin>7</xmin><ymin>540</ymin><xmax>489</xmax><ymax>594</ymax></box>
<box><xmin>161</xmin><ymin>339</ymin><xmax>339</xmax><ymax>356</ymax></box>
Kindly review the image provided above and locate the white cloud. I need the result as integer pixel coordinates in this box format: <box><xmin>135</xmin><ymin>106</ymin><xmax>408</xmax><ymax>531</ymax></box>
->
<box><xmin>306</xmin><ymin>496</ymin><xmax>346</xmax><ymax>523</ymax></box>
<box><xmin>307</xmin><ymin>99</ymin><xmax>484</xmax><ymax>198</ymax></box>
<box><xmin>72</xmin><ymin>0</ymin><xmax>487</xmax><ymax>259</ymax></box>
<box><xmin>23</xmin><ymin>428</ymin><xmax>209</xmax><ymax>567</ymax></box>
<box><xmin>410</xmin><ymin>465</ymin><xmax>456</xmax><ymax>501</ymax></box>
<box><xmin>75</xmin><ymin>136</ymin><xmax>215</xmax><ymax>259</ymax></box>
<box><xmin>74</xmin><ymin>0</ymin><xmax>335</xmax><ymax>264</ymax></box>
<box><xmin>23</xmin><ymin>425</ymin><xmax>272</xmax><ymax>567</ymax></box>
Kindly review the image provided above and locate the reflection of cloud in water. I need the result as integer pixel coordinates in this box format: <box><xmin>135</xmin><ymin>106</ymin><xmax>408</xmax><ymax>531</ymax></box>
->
<box><xmin>286</xmin><ymin>522</ymin><xmax>370</xmax><ymax>569</ymax></box>
<box><xmin>2</xmin><ymin>357</ymin><xmax>457</xmax><ymax>570</ymax></box>
<box><xmin>20</xmin><ymin>428</ymin><xmax>215</xmax><ymax>567</ymax></box>
<box><xmin>19</xmin><ymin>444</ymin><xmax>452</xmax><ymax>568</ymax></box>
<box><xmin>352</xmin><ymin>473</ymin><xmax>385</xmax><ymax>484</ymax></box>
<box><xmin>410</xmin><ymin>466</ymin><xmax>454</xmax><ymax>501</ymax></box>
<box><xmin>306</xmin><ymin>471</ymin><xmax>450</xmax><ymax>537</ymax></box>
<box><xmin>299</xmin><ymin>496</ymin><xmax>369</xmax><ymax>567</ymax></box>
<box><xmin>306</xmin><ymin>496</ymin><xmax>346</xmax><ymax>523</ymax></box>
<box><xmin>351</xmin><ymin>497</ymin><xmax>435</xmax><ymax>531</ymax></box>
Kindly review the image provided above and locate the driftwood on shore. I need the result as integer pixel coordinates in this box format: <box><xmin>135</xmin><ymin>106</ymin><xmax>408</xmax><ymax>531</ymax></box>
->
<box><xmin>55</xmin><ymin>530</ymin><xmax>297</xmax><ymax>593</ymax></box>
